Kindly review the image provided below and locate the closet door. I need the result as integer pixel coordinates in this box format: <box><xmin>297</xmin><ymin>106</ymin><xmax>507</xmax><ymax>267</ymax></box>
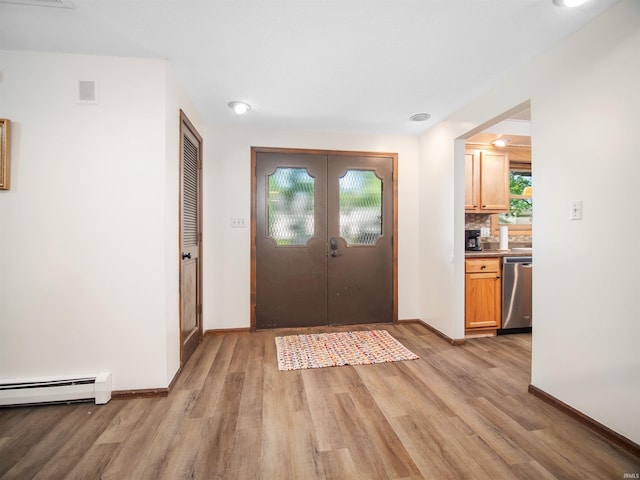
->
<box><xmin>180</xmin><ymin>111</ymin><xmax>203</xmax><ymax>365</ymax></box>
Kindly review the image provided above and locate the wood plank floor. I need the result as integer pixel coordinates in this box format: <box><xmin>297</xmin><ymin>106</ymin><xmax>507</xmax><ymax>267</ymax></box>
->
<box><xmin>1</xmin><ymin>324</ymin><xmax>638</xmax><ymax>479</ymax></box>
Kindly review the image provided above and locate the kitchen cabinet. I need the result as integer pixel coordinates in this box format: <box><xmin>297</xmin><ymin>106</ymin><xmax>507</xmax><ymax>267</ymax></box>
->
<box><xmin>465</xmin><ymin>149</ymin><xmax>509</xmax><ymax>212</ymax></box>
<box><xmin>465</xmin><ymin>258</ymin><xmax>501</xmax><ymax>331</ymax></box>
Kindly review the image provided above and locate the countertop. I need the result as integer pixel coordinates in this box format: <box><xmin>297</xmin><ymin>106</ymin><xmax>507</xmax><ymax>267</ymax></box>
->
<box><xmin>465</xmin><ymin>248</ymin><xmax>532</xmax><ymax>258</ymax></box>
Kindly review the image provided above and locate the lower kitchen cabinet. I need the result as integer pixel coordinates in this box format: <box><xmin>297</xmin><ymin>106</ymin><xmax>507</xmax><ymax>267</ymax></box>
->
<box><xmin>465</xmin><ymin>258</ymin><xmax>501</xmax><ymax>332</ymax></box>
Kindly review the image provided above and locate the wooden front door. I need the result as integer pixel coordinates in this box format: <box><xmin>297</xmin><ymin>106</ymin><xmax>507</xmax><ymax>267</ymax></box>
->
<box><xmin>179</xmin><ymin>111</ymin><xmax>203</xmax><ymax>365</ymax></box>
<box><xmin>253</xmin><ymin>148</ymin><xmax>396</xmax><ymax>330</ymax></box>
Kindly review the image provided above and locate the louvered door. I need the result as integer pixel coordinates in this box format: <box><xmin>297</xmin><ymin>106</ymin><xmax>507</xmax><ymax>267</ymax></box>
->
<box><xmin>180</xmin><ymin>111</ymin><xmax>202</xmax><ymax>366</ymax></box>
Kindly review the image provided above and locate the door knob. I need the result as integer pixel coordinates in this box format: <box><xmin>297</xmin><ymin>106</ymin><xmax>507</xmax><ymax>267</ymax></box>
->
<box><xmin>329</xmin><ymin>238</ymin><xmax>338</xmax><ymax>257</ymax></box>
<box><xmin>182</xmin><ymin>252</ymin><xmax>192</xmax><ymax>260</ymax></box>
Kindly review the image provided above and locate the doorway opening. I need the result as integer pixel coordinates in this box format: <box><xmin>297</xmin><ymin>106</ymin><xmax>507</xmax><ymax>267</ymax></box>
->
<box><xmin>459</xmin><ymin>100</ymin><xmax>533</xmax><ymax>364</ymax></box>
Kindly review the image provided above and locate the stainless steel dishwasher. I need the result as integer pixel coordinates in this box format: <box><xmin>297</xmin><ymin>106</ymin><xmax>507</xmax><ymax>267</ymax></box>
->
<box><xmin>501</xmin><ymin>256</ymin><xmax>532</xmax><ymax>332</ymax></box>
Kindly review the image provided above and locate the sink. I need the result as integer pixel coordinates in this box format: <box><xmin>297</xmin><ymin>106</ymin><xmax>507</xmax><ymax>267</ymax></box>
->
<box><xmin>511</xmin><ymin>247</ymin><xmax>532</xmax><ymax>252</ymax></box>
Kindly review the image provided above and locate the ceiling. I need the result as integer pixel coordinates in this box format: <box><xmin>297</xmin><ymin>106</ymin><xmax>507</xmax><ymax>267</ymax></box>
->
<box><xmin>0</xmin><ymin>0</ymin><xmax>619</xmax><ymax>136</ymax></box>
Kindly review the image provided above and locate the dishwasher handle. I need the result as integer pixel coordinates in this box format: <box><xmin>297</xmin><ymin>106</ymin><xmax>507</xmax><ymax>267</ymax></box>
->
<box><xmin>503</xmin><ymin>256</ymin><xmax>533</xmax><ymax>265</ymax></box>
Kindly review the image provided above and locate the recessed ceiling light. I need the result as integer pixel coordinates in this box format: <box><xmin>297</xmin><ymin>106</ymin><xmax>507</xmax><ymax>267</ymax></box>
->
<box><xmin>410</xmin><ymin>113</ymin><xmax>431</xmax><ymax>122</ymax></box>
<box><xmin>228</xmin><ymin>101</ymin><xmax>251</xmax><ymax>115</ymax></box>
<box><xmin>552</xmin><ymin>0</ymin><xmax>587</xmax><ymax>7</ymax></box>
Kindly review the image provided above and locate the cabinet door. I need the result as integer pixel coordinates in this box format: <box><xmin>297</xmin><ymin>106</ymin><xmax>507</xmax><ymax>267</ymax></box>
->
<box><xmin>479</xmin><ymin>152</ymin><xmax>509</xmax><ymax>212</ymax></box>
<box><xmin>465</xmin><ymin>272</ymin><xmax>501</xmax><ymax>329</ymax></box>
<box><xmin>464</xmin><ymin>151</ymin><xmax>480</xmax><ymax>211</ymax></box>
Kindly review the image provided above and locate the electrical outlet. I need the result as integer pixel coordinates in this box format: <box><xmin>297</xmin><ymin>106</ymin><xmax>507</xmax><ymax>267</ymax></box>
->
<box><xmin>480</xmin><ymin>227</ymin><xmax>490</xmax><ymax>237</ymax></box>
<box><xmin>231</xmin><ymin>217</ymin><xmax>247</xmax><ymax>228</ymax></box>
<box><xmin>570</xmin><ymin>201</ymin><xmax>583</xmax><ymax>221</ymax></box>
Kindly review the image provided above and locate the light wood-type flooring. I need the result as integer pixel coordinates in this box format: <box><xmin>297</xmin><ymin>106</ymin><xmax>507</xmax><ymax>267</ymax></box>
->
<box><xmin>1</xmin><ymin>324</ymin><xmax>638</xmax><ymax>479</ymax></box>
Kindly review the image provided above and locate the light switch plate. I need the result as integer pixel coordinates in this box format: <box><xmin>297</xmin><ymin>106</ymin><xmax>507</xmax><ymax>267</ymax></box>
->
<box><xmin>570</xmin><ymin>201</ymin><xmax>583</xmax><ymax>220</ymax></box>
<box><xmin>480</xmin><ymin>227</ymin><xmax>490</xmax><ymax>237</ymax></box>
<box><xmin>231</xmin><ymin>217</ymin><xmax>247</xmax><ymax>228</ymax></box>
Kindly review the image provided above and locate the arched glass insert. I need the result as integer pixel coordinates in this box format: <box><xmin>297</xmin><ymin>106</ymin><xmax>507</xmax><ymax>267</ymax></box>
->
<box><xmin>339</xmin><ymin>169</ymin><xmax>382</xmax><ymax>245</ymax></box>
<box><xmin>268</xmin><ymin>167</ymin><xmax>315</xmax><ymax>245</ymax></box>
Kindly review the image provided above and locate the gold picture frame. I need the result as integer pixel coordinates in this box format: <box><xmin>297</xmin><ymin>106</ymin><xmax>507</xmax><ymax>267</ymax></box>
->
<box><xmin>0</xmin><ymin>119</ymin><xmax>9</xmax><ymax>190</ymax></box>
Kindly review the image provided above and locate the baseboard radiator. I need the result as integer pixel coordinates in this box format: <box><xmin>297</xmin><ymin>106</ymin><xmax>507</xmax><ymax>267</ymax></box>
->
<box><xmin>0</xmin><ymin>372</ymin><xmax>112</xmax><ymax>407</ymax></box>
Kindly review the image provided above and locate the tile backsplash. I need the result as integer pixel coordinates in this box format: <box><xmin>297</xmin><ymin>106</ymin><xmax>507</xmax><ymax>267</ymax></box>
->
<box><xmin>465</xmin><ymin>213</ymin><xmax>532</xmax><ymax>248</ymax></box>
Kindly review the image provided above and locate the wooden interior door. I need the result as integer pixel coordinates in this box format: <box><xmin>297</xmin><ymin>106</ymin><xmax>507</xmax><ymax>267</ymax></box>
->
<box><xmin>180</xmin><ymin>111</ymin><xmax>203</xmax><ymax>365</ymax></box>
<box><xmin>253</xmin><ymin>148</ymin><xmax>396</xmax><ymax>330</ymax></box>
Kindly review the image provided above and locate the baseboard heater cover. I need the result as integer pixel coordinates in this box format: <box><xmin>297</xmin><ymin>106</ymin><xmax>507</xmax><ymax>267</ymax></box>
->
<box><xmin>0</xmin><ymin>372</ymin><xmax>112</xmax><ymax>406</ymax></box>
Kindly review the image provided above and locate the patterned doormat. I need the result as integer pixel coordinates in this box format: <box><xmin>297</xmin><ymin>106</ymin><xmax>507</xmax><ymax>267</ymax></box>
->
<box><xmin>275</xmin><ymin>330</ymin><xmax>419</xmax><ymax>371</ymax></box>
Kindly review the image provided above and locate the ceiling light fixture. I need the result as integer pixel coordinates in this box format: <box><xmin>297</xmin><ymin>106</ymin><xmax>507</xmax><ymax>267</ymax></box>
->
<box><xmin>228</xmin><ymin>101</ymin><xmax>251</xmax><ymax>115</ymax></box>
<box><xmin>492</xmin><ymin>138</ymin><xmax>509</xmax><ymax>148</ymax></box>
<box><xmin>552</xmin><ymin>0</ymin><xmax>587</xmax><ymax>7</ymax></box>
<box><xmin>410</xmin><ymin>113</ymin><xmax>431</xmax><ymax>122</ymax></box>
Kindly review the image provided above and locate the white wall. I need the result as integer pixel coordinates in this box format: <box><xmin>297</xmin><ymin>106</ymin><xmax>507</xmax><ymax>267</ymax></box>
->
<box><xmin>418</xmin><ymin>0</ymin><xmax>640</xmax><ymax>442</ymax></box>
<box><xmin>418</xmin><ymin>126</ymin><xmax>466</xmax><ymax>340</ymax></box>
<box><xmin>530</xmin><ymin>0</ymin><xmax>640</xmax><ymax>444</ymax></box>
<box><xmin>203</xmin><ymin>126</ymin><xmax>421</xmax><ymax>330</ymax></box>
<box><xmin>0</xmin><ymin>51</ymin><xmax>202</xmax><ymax>391</ymax></box>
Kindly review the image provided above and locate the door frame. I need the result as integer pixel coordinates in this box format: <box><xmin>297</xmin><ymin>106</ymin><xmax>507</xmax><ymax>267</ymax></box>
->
<box><xmin>250</xmin><ymin>146</ymin><xmax>398</xmax><ymax>331</ymax></box>
<box><xmin>179</xmin><ymin>110</ymin><xmax>203</xmax><ymax>366</ymax></box>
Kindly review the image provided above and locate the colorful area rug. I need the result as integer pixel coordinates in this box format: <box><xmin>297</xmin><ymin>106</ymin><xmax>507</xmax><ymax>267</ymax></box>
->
<box><xmin>275</xmin><ymin>330</ymin><xmax>419</xmax><ymax>371</ymax></box>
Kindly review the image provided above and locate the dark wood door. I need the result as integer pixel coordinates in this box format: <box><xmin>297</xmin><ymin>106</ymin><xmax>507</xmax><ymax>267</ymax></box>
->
<box><xmin>327</xmin><ymin>155</ymin><xmax>393</xmax><ymax>325</ymax></box>
<box><xmin>253</xmin><ymin>149</ymin><xmax>395</xmax><ymax>329</ymax></box>
<box><xmin>179</xmin><ymin>111</ymin><xmax>203</xmax><ymax>365</ymax></box>
<box><xmin>255</xmin><ymin>152</ymin><xmax>328</xmax><ymax>329</ymax></box>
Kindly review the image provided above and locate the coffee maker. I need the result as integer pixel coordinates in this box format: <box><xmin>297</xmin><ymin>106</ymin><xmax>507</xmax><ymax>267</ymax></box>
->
<box><xmin>465</xmin><ymin>229</ymin><xmax>482</xmax><ymax>251</ymax></box>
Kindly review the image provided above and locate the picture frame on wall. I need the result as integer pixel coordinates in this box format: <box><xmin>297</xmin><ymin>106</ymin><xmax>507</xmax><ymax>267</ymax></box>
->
<box><xmin>0</xmin><ymin>119</ymin><xmax>9</xmax><ymax>190</ymax></box>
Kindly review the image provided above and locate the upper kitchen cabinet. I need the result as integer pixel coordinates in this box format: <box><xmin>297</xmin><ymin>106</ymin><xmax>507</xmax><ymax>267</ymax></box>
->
<box><xmin>465</xmin><ymin>150</ymin><xmax>480</xmax><ymax>210</ymax></box>
<box><xmin>465</xmin><ymin>148</ymin><xmax>509</xmax><ymax>213</ymax></box>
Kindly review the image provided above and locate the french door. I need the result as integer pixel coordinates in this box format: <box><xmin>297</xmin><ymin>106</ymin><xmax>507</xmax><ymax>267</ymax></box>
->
<box><xmin>252</xmin><ymin>148</ymin><xmax>397</xmax><ymax>330</ymax></box>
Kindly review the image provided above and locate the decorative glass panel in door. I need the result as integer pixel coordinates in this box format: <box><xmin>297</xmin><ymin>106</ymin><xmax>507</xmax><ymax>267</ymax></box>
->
<box><xmin>268</xmin><ymin>167</ymin><xmax>315</xmax><ymax>246</ymax></box>
<box><xmin>339</xmin><ymin>170</ymin><xmax>382</xmax><ymax>246</ymax></box>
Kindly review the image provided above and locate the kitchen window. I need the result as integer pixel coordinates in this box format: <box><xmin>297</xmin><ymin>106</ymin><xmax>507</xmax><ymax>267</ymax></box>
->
<box><xmin>491</xmin><ymin>161</ymin><xmax>532</xmax><ymax>236</ymax></box>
